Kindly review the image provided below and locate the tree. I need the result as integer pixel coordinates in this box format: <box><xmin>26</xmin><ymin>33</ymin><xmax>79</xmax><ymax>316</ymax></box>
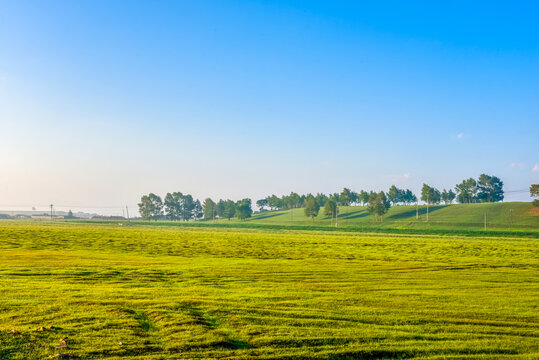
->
<box><xmin>223</xmin><ymin>200</ymin><xmax>236</xmax><ymax>220</ymax></box>
<box><xmin>421</xmin><ymin>184</ymin><xmax>441</xmax><ymax>205</ymax></box>
<box><xmin>256</xmin><ymin>199</ymin><xmax>268</xmax><ymax>211</ymax></box>
<box><xmin>304</xmin><ymin>196</ymin><xmax>320</xmax><ymax>220</ymax></box>
<box><xmin>441</xmin><ymin>189</ymin><xmax>449</xmax><ymax>205</ymax></box>
<box><xmin>203</xmin><ymin>198</ymin><xmax>216</xmax><ymax>220</ymax></box>
<box><xmin>180</xmin><ymin>194</ymin><xmax>195</xmax><ymax>221</ymax></box>
<box><xmin>455</xmin><ymin>178</ymin><xmax>477</xmax><ymax>203</ymax></box>
<box><xmin>267</xmin><ymin>195</ymin><xmax>282</xmax><ymax>210</ymax></box>
<box><xmin>193</xmin><ymin>200</ymin><xmax>203</xmax><ymax>220</ymax></box>
<box><xmin>164</xmin><ymin>192</ymin><xmax>182</xmax><ymax>220</ymax></box>
<box><xmin>288</xmin><ymin>192</ymin><xmax>301</xmax><ymax>208</ymax></box>
<box><xmin>477</xmin><ymin>174</ymin><xmax>504</xmax><ymax>202</ymax></box>
<box><xmin>367</xmin><ymin>191</ymin><xmax>391</xmax><ymax>221</ymax></box>
<box><xmin>448</xmin><ymin>189</ymin><xmax>456</xmax><ymax>204</ymax></box>
<box><xmin>530</xmin><ymin>184</ymin><xmax>539</xmax><ymax>207</ymax></box>
<box><xmin>138</xmin><ymin>193</ymin><xmax>163</xmax><ymax>221</ymax></box>
<box><xmin>403</xmin><ymin>189</ymin><xmax>417</xmax><ymax>205</ymax></box>
<box><xmin>324</xmin><ymin>199</ymin><xmax>337</xmax><ymax>218</ymax></box>
<box><xmin>358</xmin><ymin>190</ymin><xmax>369</xmax><ymax>206</ymax></box>
<box><xmin>216</xmin><ymin>199</ymin><xmax>226</xmax><ymax>217</ymax></box>
<box><xmin>340</xmin><ymin>188</ymin><xmax>352</xmax><ymax>206</ymax></box>
<box><xmin>440</xmin><ymin>189</ymin><xmax>456</xmax><ymax>205</ymax></box>
<box><xmin>315</xmin><ymin>193</ymin><xmax>328</xmax><ymax>207</ymax></box>
<box><xmin>139</xmin><ymin>195</ymin><xmax>152</xmax><ymax>220</ymax></box>
<box><xmin>148</xmin><ymin>193</ymin><xmax>163</xmax><ymax>220</ymax></box>
<box><xmin>236</xmin><ymin>198</ymin><xmax>253</xmax><ymax>220</ymax></box>
<box><xmin>388</xmin><ymin>185</ymin><xmax>401</xmax><ymax>205</ymax></box>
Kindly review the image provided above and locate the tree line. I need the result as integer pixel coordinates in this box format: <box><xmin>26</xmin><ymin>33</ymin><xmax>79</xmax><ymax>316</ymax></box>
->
<box><xmin>138</xmin><ymin>193</ymin><xmax>253</xmax><ymax>221</ymax></box>
<box><xmin>138</xmin><ymin>174</ymin><xmax>504</xmax><ymax>221</ymax></box>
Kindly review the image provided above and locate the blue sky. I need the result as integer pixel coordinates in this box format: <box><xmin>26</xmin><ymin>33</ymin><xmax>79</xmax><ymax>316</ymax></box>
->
<box><xmin>0</xmin><ymin>0</ymin><xmax>538</xmax><ymax>214</ymax></box>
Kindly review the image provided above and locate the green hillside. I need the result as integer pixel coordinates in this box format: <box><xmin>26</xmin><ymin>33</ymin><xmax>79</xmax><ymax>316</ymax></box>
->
<box><xmin>234</xmin><ymin>202</ymin><xmax>538</xmax><ymax>230</ymax></box>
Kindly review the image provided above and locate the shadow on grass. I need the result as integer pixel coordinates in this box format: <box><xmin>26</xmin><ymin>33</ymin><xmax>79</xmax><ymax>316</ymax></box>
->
<box><xmin>388</xmin><ymin>205</ymin><xmax>447</xmax><ymax>219</ymax></box>
<box><xmin>337</xmin><ymin>210</ymin><xmax>370</xmax><ymax>220</ymax></box>
<box><xmin>251</xmin><ymin>213</ymin><xmax>283</xmax><ymax>221</ymax></box>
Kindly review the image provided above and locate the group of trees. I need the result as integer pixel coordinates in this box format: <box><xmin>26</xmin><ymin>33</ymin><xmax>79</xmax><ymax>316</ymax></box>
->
<box><xmin>138</xmin><ymin>193</ymin><xmax>253</xmax><ymax>221</ymax></box>
<box><xmin>138</xmin><ymin>192</ymin><xmax>203</xmax><ymax>221</ymax></box>
<box><xmin>387</xmin><ymin>186</ymin><xmax>417</xmax><ymax>205</ymax></box>
<box><xmin>258</xmin><ymin>187</ymin><xmax>417</xmax><ymax>211</ymax></box>
<box><xmin>419</xmin><ymin>174</ymin><xmax>503</xmax><ymax>205</ymax></box>
<box><xmin>138</xmin><ymin>174</ymin><xmax>506</xmax><ymax>221</ymax></box>
<box><xmin>303</xmin><ymin>191</ymin><xmax>391</xmax><ymax>222</ymax></box>
<box><xmin>453</xmin><ymin>174</ymin><xmax>504</xmax><ymax>203</ymax></box>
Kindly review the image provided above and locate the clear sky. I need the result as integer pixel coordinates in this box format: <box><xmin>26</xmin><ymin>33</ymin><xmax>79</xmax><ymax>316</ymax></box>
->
<box><xmin>1</xmin><ymin>0</ymin><xmax>538</xmax><ymax>215</ymax></box>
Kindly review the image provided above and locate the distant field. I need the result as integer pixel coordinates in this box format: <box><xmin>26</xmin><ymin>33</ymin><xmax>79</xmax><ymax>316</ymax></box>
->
<box><xmin>243</xmin><ymin>202</ymin><xmax>538</xmax><ymax>229</ymax></box>
<box><xmin>1</xmin><ymin>222</ymin><xmax>538</xmax><ymax>359</ymax></box>
<box><xmin>75</xmin><ymin>202</ymin><xmax>539</xmax><ymax>237</ymax></box>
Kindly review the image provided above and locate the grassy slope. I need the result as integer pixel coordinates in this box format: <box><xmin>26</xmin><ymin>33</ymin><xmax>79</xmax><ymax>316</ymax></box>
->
<box><xmin>244</xmin><ymin>202</ymin><xmax>537</xmax><ymax>228</ymax></box>
<box><xmin>0</xmin><ymin>222</ymin><xmax>538</xmax><ymax>359</ymax></box>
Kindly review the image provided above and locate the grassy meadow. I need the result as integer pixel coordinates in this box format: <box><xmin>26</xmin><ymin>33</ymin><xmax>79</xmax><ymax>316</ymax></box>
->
<box><xmin>0</xmin><ymin>221</ymin><xmax>538</xmax><ymax>359</ymax></box>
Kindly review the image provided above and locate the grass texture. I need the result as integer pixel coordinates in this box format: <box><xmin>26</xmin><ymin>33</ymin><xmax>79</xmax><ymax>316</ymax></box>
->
<box><xmin>0</xmin><ymin>222</ymin><xmax>537</xmax><ymax>359</ymax></box>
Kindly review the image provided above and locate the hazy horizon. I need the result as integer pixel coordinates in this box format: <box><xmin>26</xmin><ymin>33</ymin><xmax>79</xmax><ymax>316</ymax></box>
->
<box><xmin>1</xmin><ymin>1</ymin><xmax>537</xmax><ymax>216</ymax></box>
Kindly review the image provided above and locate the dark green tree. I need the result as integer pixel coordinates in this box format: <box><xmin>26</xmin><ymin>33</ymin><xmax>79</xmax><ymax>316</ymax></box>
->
<box><xmin>223</xmin><ymin>200</ymin><xmax>236</xmax><ymax>220</ymax></box>
<box><xmin>164</xmin><ymin>192</ymin><xmax>182</xmax><ymax>220</ymax></box>
<box><xmin>339</xmin><ymin>188</ymin><xmax>352</xmax><ymax>206</ymax></box>
<box><xmin>455</xmin><ymin>178</ymin><xmax>477</xmax><ymax>203</ymax></box>
<box><xmin>256</xmin><ymin>198</ymin><xmax>269</xmax><ymax>211</ymax></box>
<box><xmin>304</xmin><ymin>196</ymin><xmax>320</xmax><ymax>220</ymax></box>
<box><xmin>236</xmin><ymin>198</ymin><xmax>253</xmax><ymax>220</ymax></box>
<box><xmin>477</xmin><ymin>174</ymin><xmax>504</xmax><ymax>202</ymax></box>
<box><xmin>203</xmin><ymin>198</ymin><xmax>216</xmax><ymax>220</ymax></box>
<box><xmin>403</xmin><ymin>189</ymin><xmax>417</xmax><ymax>205</ymax></box>
<box><xmin>324</xmin><ymin>199</ymin><xmax>337</xmax><ymax>218</ymax></box>
<box><xmin>447</xmin><ymin>189</ymin><xmax>456</xmax><ymax>204</ymax></box>
<box><xmin>267</xmin><ymin>195</ymin><xmax>282</xmax><ymax>210</ymax></box>
<box><xmin>315</xmin><ymin>193</ymin><xmax>328</xmax><ymax>207</ymax></box>
<box><xmin>139</xmin><ymin>193</ymin><xmax>163</xmax><ymax>221</ymax></box>
<box><xmin>530</xmin><ymin>184</ymin><xmax>539</xmax><ymax>207</ymax></box>
<box><xmin>180</xmin><ymin>194</ymin><xmax>195</xmax><ymax>221</ymax></box>
<box><xmin>367</xmin><ymin>191</ymin><xmax>391</xmax><ymax>221</ymax></box>
<box><xmin>388</xmin><ymin>185</ymin><xmax>401</xmax><ymax>205</ymax></box>
<box><xmin>193</xmin><ymin>200</ymin><xmax>203</xmax><ymax>220</ymax></box>
<box><xmin>358</xmin><ymin>190</ymin><xmax>369</xmax><ymax>206</ymax></box>
<box><xmin>216</xmin><ymin>199</ymin><xmax>226</xmax><ymax>217</ymax></box>
<box><xmin>421</xmin><ymin>184</ymin><xmax>441</xmax><ymax>205</ymax></box>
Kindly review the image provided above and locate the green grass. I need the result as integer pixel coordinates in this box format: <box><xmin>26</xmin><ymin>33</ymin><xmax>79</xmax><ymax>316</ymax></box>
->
<box><xmin>243</xmin><ymin>202</ymin><xmax>537</xmax><ymax>228</ymax></box>
<box><xmin>71</xmin><ymin>202</ymin><xmax>539</xmax><ymax>238</ymax></box>
<box><xmin>0</xmin><ymin>221</ymin><xmax>538</xmax><ymax>359</ymax></box>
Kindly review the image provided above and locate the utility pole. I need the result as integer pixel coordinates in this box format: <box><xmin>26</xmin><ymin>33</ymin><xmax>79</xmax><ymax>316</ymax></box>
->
<box><xmin>416</xmin><ymin>201</ymin><xmax>419</xmax><ymax>220</ymax></box>
<box><xmin>126</xmin><ymin>206</ymin><xmax>130</xmax><ymax>222</ymax></box>
<box><xmin>484</xmin><ymin>213</ymin><xmax>487</xmax><ymax>231</ymax></box>
<box><xmin>50</xmin><ymin>204</ymin><xmax>53</xmax><ymax>222</ymax></box>
<box><xmin>335</xmin><ymin>205</ymin><xmax>338</xmax><ymax>227</ymax></box>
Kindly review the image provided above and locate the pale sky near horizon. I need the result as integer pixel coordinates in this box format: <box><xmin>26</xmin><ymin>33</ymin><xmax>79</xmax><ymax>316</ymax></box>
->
<box><xmin>1</xmin><ymin>1</ymin><xmax>538</xmax><ymax>215</ymax></box>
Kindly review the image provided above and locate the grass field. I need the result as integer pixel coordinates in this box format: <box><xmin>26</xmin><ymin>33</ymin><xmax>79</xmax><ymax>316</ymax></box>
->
<box><xmin>244</xmin><ymin>202</ymin><xmax>538</xmax><ymax>229</ymax></box>
<box><xmin>1</xmin><ymin>221</ymin><xmax>538</xmax><ymax>359</ymax></box>
<box><xmin>76</xmin><ymin>202</ymin><xmax>538</xmax><ymax>238</ymax></box>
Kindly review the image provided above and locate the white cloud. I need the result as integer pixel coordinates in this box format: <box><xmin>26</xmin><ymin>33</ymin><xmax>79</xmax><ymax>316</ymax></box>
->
<box><xmin>532</xmin><ymin>163</ymin><xmax>539</xmax><ymax>172</ymax></box>
<box><xmin>511</xmin><ymin>162</ymin><xmax>525</xmax><ymax>169</ymax></box>
<box><xmin>457</xmin><ymin>133</ymin><xmax>464</xmax><ymax>139</ymax></box>
<box><xmin>385</xmin><ymin>173</ymin><xmax>411</xmax><ymax>182</ymax></box>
